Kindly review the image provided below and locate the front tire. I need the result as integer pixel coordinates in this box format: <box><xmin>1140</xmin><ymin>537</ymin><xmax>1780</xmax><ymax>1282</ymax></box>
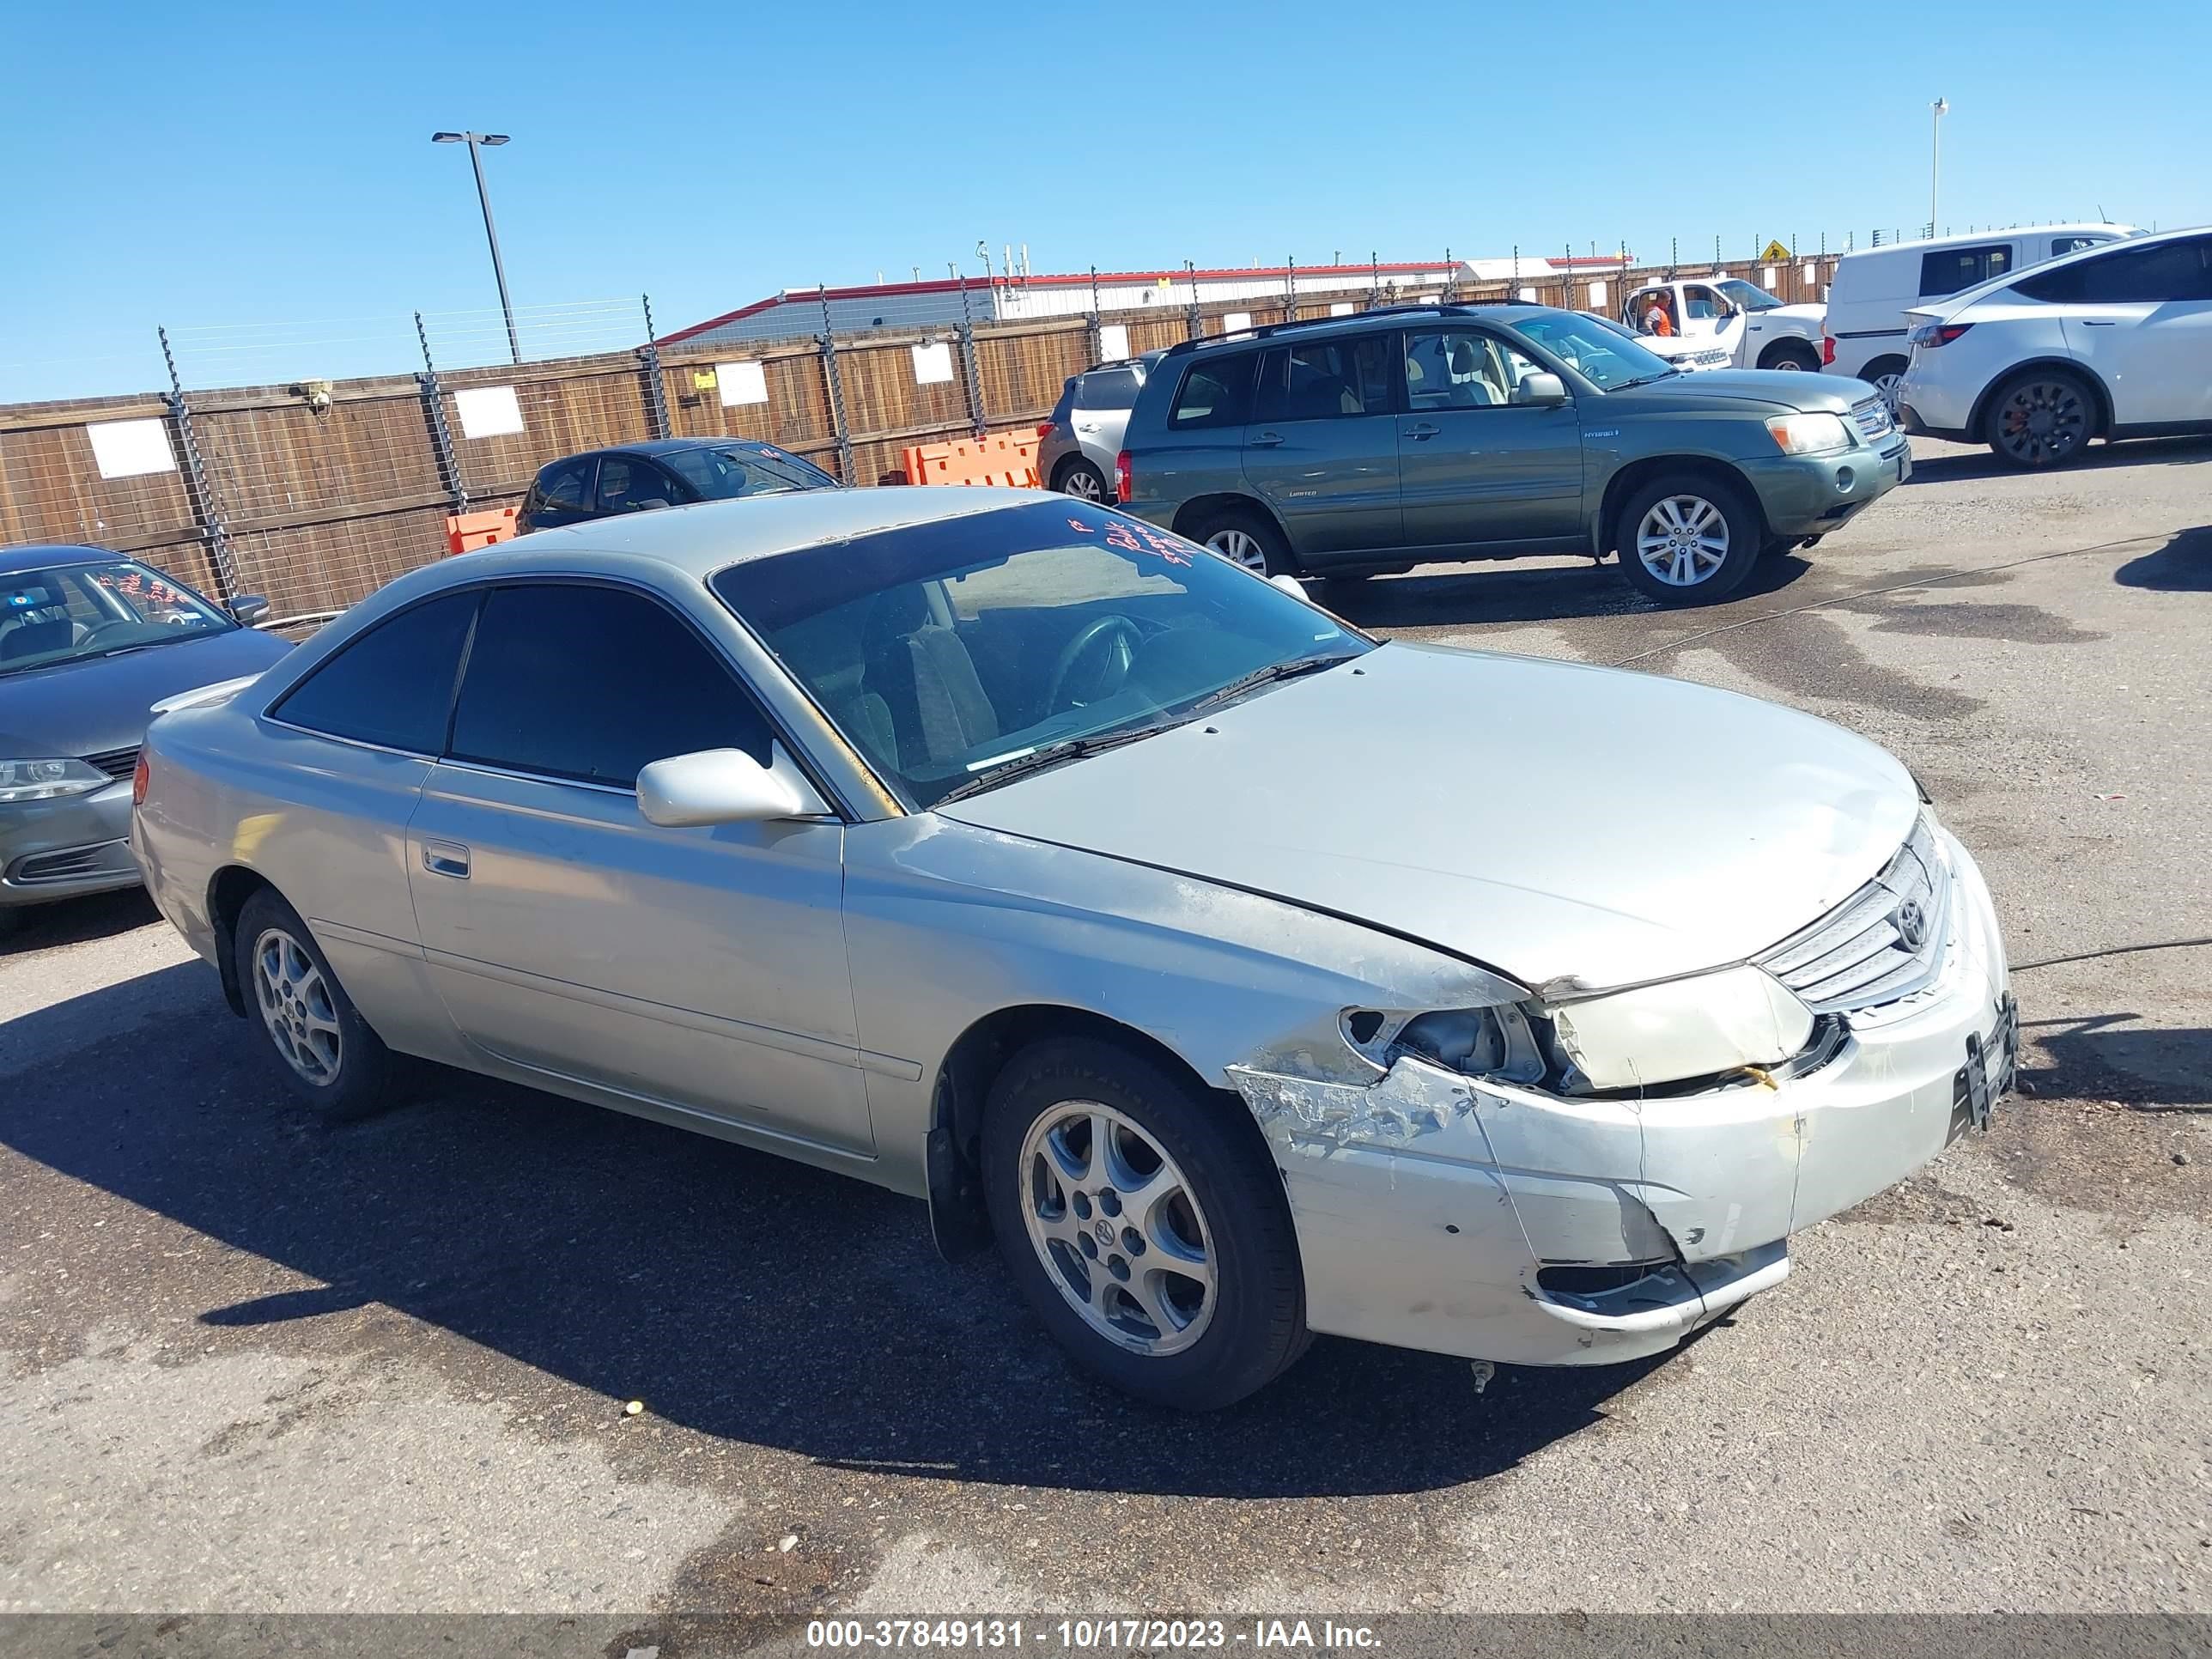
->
<box><xmin>1188</xmin><ymin>507</ymin><xmax>1293</xmax><ymax>578</ymax></box>
<box><xmin>234</xmin><ymin>889</ymin><xmax>399</xmax><ymax>1122</ymax></box>
<box><xmin>1759</xmin><ymin>342</ymin><xmax>1820</xmax><ymax>373</ymax></box>
<box><xmin>1613</xmin><ymin>475</ymin><xmax>1762</xmax><ymax>605</ymax></box>
<box><xmin>982</xmin><ymin>1037</ymin><xmax>1309</xmax><ymax>1411</ymax></box>
<box><xmin>1985</xmin><ymin>368</ymin><xmax>2094</xmax><ymax>468</ymax></box>
<box><xmin>1054</xmin><ymin>458</ymin><xmax>1109</xmax><ymax>501</ymax></box>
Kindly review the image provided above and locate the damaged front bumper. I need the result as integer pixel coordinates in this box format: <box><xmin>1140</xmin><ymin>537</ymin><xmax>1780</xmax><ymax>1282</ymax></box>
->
<box><xmin>1230</xmin><ymin>830</ymin><xmax>2014</xmax><ymax>1368</ymax></box>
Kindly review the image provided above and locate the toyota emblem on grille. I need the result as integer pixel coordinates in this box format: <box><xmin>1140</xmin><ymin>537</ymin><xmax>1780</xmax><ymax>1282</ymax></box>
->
<box><xmin>1894</xmin><ymin>897</ymin><xmax>1929</xmax><ymax>951</ymax></box>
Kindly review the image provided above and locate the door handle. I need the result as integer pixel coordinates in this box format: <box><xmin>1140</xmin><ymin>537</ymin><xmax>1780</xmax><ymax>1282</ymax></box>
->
<box><xmin>2080</xmin><ymin>319</ymin><xmax>2116</xmax><ymax>326</ymax></box>
<box><xmin>1403</xmin><ymin>422</ymin><xmax>1441</xmax><ymax>440</ymax></box>
<box><xmin>422</xmin><ymin>840</ymin><xmax>471</xmax><ymax>879</ymax></box>
<box><xmin>1248</xmin><ymin>430</ymin><xmax>1284</xmax><ymax>448</ymax></box>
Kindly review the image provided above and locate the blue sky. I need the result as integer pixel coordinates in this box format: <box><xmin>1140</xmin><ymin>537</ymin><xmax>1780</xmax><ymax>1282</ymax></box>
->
<box><xmin>4</xmin><ymin>0</ymin><xmax>2206</xmax><ymax>401</ymax></box>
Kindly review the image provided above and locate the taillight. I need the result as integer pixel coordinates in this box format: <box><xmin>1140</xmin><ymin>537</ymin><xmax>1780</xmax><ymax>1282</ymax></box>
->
<box><xmin>131</xmin><ymin>750</ymin><xmax>150</xmax><ymax>807</ymax></box>
<box><xmin>1906</xmin><ymin>320</ymin><xmax>1974</xmax><ymax>349</ymax></box>
<box><xmin>1820</xmin><ymin>334</ymin><xmax>1836</xmax><ymax>365</ymax></box>
<box><xmin>1036</xmin><ymin>422</ymin><xmax>1054</xmax><ymax>437</ymax></box>
<box><xmin>1114</xmin><ymin>450</ymin><xmax>1132</xmax><ymax>502</ymax></box>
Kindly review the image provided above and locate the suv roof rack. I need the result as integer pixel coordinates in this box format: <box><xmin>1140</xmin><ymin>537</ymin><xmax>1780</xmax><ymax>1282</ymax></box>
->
<box><xmin>1160</xmin><ymin>301</ymin><xmax>1524</xmax><ymax>357</ymax></box>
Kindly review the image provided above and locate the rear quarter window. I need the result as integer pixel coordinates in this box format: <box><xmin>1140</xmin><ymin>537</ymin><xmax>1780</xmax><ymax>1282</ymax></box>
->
<box><xmin>270</xmin><ymin>590</ymin><xmax>479</xmax><ymax>754</ymax></box>
<box><xmin>1075</xmin><ymin>367</ymin><xmax>1142</xmax><ymax>410</ymax></box>
<box><xmin>1167</xmin><ymin>354</ymin><xmax>1257</xmax><ymax>430</ymax></box>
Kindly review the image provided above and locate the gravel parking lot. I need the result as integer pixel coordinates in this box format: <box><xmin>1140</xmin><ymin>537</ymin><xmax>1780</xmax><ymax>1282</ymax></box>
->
<box><xmin>3</xmin><ymin>436</ymin><xmax>2208</xmax><ymax>1626</ymax></box>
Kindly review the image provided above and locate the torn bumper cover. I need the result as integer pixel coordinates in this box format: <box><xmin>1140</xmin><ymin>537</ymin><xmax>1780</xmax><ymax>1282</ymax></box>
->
<box><xmin>1229</xmin><ymin>830</ymin><xmax>2014</xmax><ymax>1369</ymax></box>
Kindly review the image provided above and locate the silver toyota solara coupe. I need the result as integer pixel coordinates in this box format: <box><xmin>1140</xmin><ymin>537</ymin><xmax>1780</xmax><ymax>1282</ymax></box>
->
<box><xmin>133</xmin><ymin>488</ymin><xmax>2016</xmax><ymax>1409</ymax></box>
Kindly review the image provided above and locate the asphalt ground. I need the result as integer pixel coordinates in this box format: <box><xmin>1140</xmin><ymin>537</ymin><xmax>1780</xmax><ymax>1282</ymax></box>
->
<box><xmin>3</xmin><ymin>434</ymin><xmax>2207</xmax><ymax>1632</ymax></box>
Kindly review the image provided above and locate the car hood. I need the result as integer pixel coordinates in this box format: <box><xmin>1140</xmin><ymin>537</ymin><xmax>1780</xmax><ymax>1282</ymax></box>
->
<box><xmin>936</xmin><ymin>641</ymin><xmax>1919</xmax><ymax>993</ymax></box>
<box><xmin>0</xmin><ymin>626</ymin><xmax>293</xmax><ymax>758</ymax></box>
<box><xmin>1749</xmin><ymin>302</ymin><xmax>1826</xmax><ymax>325</ymax></box>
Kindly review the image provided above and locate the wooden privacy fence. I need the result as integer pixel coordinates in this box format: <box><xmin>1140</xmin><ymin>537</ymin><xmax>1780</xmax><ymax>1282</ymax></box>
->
<box><xmin>0</xmin><ymin>253</ymin><xmax>1840</xmax><ymax>623</ymax></box>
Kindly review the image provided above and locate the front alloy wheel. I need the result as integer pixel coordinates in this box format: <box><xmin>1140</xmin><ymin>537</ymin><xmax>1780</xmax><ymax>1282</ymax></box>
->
<box><xmin>1018</xmin><ymin>1101</ymin><xmax>1215</xmax><ymax>1355</ymax></box>
<box><xmin>1990</xmin><ymin>372</ymin><xmax>2091</xmax><ymax>468</ymax></box>
<box><xmin>1636</xmin><ymin>494</ymin><xmax>1732</xmax><ymax>588</ymax></box>
<box><xmin>252</xmin><ymin>926</ymin><xmax>343</xmax><ymax>1086</ymax></box>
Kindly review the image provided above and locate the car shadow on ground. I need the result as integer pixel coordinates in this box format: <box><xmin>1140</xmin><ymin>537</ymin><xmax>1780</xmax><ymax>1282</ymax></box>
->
<box><xmin>1901</xmin><ymin>433</ymin><xmax>2212</xmax><ymax>486</ymax></box>
<box><xmin>1</xmin><ymin>960</ymin><xmax>1679</xmax><ymax>1498</ymax></box>
<box><xmin>2020</xmin><ymin>1011</ymin><xmax>2212</xmax><ymax>1113</ymax></box>
<box><xmin>1314</xmin><ymin>550</ymin><xmax>1815</xmax><ymax>633</ymax></box>
<box><xmin>2114</xmin><ymin>526</ymin><xmax>2212</xmax><ymax>591</ymax></box>
<box><xmin>0</xmin><ymin>888</ymin><xmax>161</xmax><ymax>957</ymax></box>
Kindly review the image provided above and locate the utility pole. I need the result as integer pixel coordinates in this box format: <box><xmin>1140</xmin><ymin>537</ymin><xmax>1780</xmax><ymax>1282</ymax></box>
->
<box><xmin>432</xmin><ymin>131</ymin><xmax>521</xmax><ymax>365</ymax></box>
<box><xmin>1930</xmin><ymin>99</ymin><xmax>1950</xmax><ymax>236</ymax></box>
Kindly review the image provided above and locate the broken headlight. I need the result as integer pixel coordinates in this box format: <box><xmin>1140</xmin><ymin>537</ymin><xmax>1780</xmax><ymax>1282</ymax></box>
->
<box><xmin>1340</xmin><ymin>1004</ymin><xmax>1547</xmax><ymax>1085</ymax></box>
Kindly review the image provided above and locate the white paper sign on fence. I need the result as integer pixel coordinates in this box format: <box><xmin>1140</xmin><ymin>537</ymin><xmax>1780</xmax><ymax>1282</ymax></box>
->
<box><xmin>454</xmin><ymin>386</ymin><xmax>526</xmax><ymax>439</ymax></box>
<box><xmin>1587</xmin><ymin>280</ymin><xmax>1608</xmax><ymax>310</ymax></box>
<box><xmin>1222</xmin><ymin>313</ymin><xmax>1253</xmax><ymax>334</ymax></box>
<box><xmin>86</xmin><ymin>418</ymin><xmax>177</xmax><ymax>480</ymax></box>
<box><xmin>716</xmin><ymin>362</ymin><xmax>769</xmax><ymax>407</ymax></box>
<box><xmin>1097</xmin><ymin>325</ymin><xmax>1130</xmax><ymax>360</ymax></box>
<box><xmin>1762</xmin><ymin>265</ymin><xmax>1778</xmax><ymax>290</ymax></box>
<box><xmin>1517</xmin><ymin>287</ymin><xmax>1539</xmax><ymax>303</ymax></box>
<box><xmin>1329</xmin><ymin>301</ymin><xmax>1356</xmax><ymax>316</ymax></box>
<box><xmin>912</xmin><ymin>342</ymin><xmax>955</xmax><ymax>385</ymax></box>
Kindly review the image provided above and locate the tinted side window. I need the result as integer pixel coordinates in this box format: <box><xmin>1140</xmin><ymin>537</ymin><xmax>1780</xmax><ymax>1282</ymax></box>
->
<box><xmin>595</xmin><ymin>456</ymin><xmax>675</xmax><ymax>513</ymax></box>
<box><xmin>1167</xmin><ymin>354</ymin><xmax>1257</xmax><ymax>430</ymax></box>
<box><xmin>271</xmin><ymin>591</ymin><xmax>479</xmax><ymax>754</ymax></box>
<box><xmin>2019</xmin><ymin>239</ymin><xmax>2212</xmax><ymax>304</ymax></box>
<box><xmin>1253</xmin><ymin>335</ymin><xmax>1396</xmax><ymax>423</ymax></box>
<box><xmin>1075</xmin><ymin>367</ymin><xmax>1141</xmax><ymax>410</ymax></box>
<box><xmin>2049</xmin><ymin>235</ymin><xmax>2109</xmax><ymax>257</ymax></box>
<box><xmin>1919</xmin><ymin>243</ymin><xmax>2013</xmax><ymax>298</ymax></box>
<box><xmin>449</xmin><ymin>585</ymin><xmax>772</xmax><ymax>787</ymax></box>
<box><xmin>536</xmin><ymin>458</ymin><xmax>593</xmax><ymax>513</ymax></box>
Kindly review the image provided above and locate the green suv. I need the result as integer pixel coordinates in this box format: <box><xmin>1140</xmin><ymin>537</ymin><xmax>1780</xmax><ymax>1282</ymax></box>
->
<box><xmin>1115</xmin><ymin>303</ymin><xmax>1910</xmax><ymax>605</ymax></box>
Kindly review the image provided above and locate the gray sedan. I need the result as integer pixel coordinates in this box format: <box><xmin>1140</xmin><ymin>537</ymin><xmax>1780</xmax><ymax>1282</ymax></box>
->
<box><xmin>2</xmin><ymin>544</ymin><xmax>289</xmax><ymax>927</ymax></box>
<box><xmin>134</xmin><ymin>489</ymin><xmax>2015</xmax><ymax>1408</ymax></box>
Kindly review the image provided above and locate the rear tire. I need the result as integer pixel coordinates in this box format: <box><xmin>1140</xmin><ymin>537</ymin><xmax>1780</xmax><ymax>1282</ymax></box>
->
<box><xmin>982</xmin><ymin>1036</ymin><xmax>1310</xmax><ymax>1411</ymax></box>
<box><xmin>1188</xmin><ymin>507</ymin><xmax>1293</xmax><ymax>578</ymax></box>
<box><xmin>1861</xmin><ymin>355</ymin><xmax>1910</xmax><ymax>416</ymax></box>
<box><xmin>1054</xmin><ymin>458</ymin><xmax>1109</xmax><ymax>501</ymax></box>
<box><xmin>234</xmin><ymin>889</ymin><xmax>399</xmax><ymax>1123</ymax></box>
<box><xmin>1613</xmin><ymin>474</ymin><xmax>1763</xmax><ymax>605</ymax></box>
<box><xmin>1984</xmin><ymin>368</ymin><xmax>2095</xmax><ymax>469</ymax></box>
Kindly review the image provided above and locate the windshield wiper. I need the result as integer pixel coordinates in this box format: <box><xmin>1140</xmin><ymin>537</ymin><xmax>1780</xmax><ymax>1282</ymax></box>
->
<box><xmin>1612</xmin><ymin>368</ymin><xmax>1680</xmax><ymax>389</ymax></box>
<box><xmin>1188</xmin><ymin>651</ymin><xmax>1359</xmax><ymax>714</ymax></box>
<box><xmin>933</xmin><ymin>714</ymin><xmax>1191</xmax><ymax>805</ymax></box>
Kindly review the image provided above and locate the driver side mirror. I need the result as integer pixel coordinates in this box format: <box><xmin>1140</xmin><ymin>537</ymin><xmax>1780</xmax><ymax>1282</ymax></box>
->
<box><xmin>230</xmin><ymin>595</ymin><xmax>271</xmax><ymax>626</ymax></box>
<box><xmin>1518</xmin><ymin>372</ymin><xmax>1569</xmax><ymax>408</ymax></box>
<box><xmin>636</xmin><ymin>744</ymin><xmax>828</xmax><ymax>828</ymax></box>
<box><xmin>1268</xmin><ymin>574</ymin><xmax>1310</xmax><ymax>600</ymax></box>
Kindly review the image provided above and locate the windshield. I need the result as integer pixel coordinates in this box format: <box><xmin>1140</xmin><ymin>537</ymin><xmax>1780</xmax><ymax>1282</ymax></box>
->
<box><xmin>0</xmin><ymin>558</ymin><xmax>233</xmax><ymax>678</ymax></box>
<box><xmin>1716</xmin><ymin>278</ymin><xmax>1783</xmax><ymax>312</ymax></box>
<box><xmin>663</xmin><ymin>444</ymin><xmax>836</xmax><ymax>502</ymax></box>
<box><xmin>711</xmin><ymin>498</ymin><xmax>1367</xmax><ymax>810</ymax></box>
<box><xmin>1505</xmin><ymin>313</ymin><xmax>1676</xmax><ymax>389</ymax></box>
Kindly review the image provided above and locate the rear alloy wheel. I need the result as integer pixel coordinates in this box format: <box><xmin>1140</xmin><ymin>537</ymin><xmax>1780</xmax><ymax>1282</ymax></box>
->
<box><xmin>1188</xmin><ymin>508</ymin><xmax>1292</xmax><ymax>579</ymax></box>
<box><xmin>983</xmin><ymin>1037</ymin><xmax>1309</xmax><ymax>1410</ymax></box>
<box><xmin>1614</xmin><ymin>476</ymin><xmax>1761</xmax><ymax>605</ymax></box>
<box><xmin>1862</xmin><ymin>356</ymin><xmax>1910</xmax><ymax>416</ymax></box>
<box><xmin>234</xmin><ymin>888</ymin><xmax>400</xmax><ymax>1122</ymax></box>
<box><xmin>1055</xmin><ymin>459</ymin><xmax>1109</xmax><ymax>501</ymax></box>
<box><xmin>1987</xmin><ymin>369</ymin><xmax>2094</xmax><ymax>469</ymax></box>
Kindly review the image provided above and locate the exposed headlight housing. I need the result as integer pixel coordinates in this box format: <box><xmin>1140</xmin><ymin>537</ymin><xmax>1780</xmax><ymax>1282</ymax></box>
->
<box><xmin>0</xmin><ymin>757</ymin><xmax>111</xmax><ymax>804</ymax></box>
<box><xmin>1764</xmin><ymin>412</ymin><xmax>1855</xmax><ymax>455</ymax></box>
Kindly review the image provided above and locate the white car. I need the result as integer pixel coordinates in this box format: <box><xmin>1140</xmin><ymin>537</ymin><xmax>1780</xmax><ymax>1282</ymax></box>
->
<box><xmin>1894</xmin><ymin>226</ymin><xmax>2212</xmax><ymax>468</ymax></box>
<box><xmin>1822</xmin><ymin>224</ymin><xmax>2133</xmax><ymax>412</ymax></box>
<box><xmin>1621</xmin><ymin>276</ymin><xmax>1826</xmax><ymax>372</ymax></box>
<box><xmin>1590</xmin><ymin>314</ymin><xmax>1731</xmax><ymax>372</ymax></box>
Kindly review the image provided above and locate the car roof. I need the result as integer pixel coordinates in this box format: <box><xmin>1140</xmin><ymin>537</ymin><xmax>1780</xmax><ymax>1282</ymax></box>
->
<box><xmin>1168</xmin><ymin>302</ymin><xmax>1551</xmax><ymax>359</ymax></box>
<box><xmin>500</xmin><ymin>484</ymin><xmax>1040</xmax><ymax>577</ymax></box>
<box><xmin>1837</xmin><ymin>222</ymin><xmax>2136</xmax><ymax>264</ymax></box>
<box><xmin>1918</xmin><ymin>222</ymin><xmax>2208</xmax><ymax>313</ymax></box>
<box><xmin>0</xmin><ymin>543</ymin><xmax>121</xmax><ymax>577</ymax></box>
<box><xmin>538</xmin><ymin>436</ymin><xmax>784</xmax><ymax>469</ymax></box>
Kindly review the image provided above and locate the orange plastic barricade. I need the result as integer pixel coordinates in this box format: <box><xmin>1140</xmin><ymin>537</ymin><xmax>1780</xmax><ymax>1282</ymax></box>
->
<box><xmin>900</xmin><ymin>432</ymin><xmax>1042</xmax><ymax>489</ymax></box>
<box><xmin>444</xmin><ymin>506</ymin><xmax>519</xmax><ymax>556</ymax></box>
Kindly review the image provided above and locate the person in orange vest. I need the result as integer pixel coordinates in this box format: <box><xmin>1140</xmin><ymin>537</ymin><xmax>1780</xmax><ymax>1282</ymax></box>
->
<box><xmin>1641</xmin><ymin>291</ymin><xmax>1675</xmax><ymax>337</ymax></box>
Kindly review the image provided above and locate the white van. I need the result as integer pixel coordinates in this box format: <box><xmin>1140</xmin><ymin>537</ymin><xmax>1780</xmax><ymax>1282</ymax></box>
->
<box><xmin>1822</xmin><ymin>224</ymin><xmax>2135</xmax><ymax>410</ymax></box>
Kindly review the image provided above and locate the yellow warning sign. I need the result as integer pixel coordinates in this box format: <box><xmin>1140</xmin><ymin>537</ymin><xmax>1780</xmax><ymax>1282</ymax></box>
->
<box><xmin>1760</xmin><ymin>240</ymin><xmax>1791</xmax><ymax>263</ymax></box>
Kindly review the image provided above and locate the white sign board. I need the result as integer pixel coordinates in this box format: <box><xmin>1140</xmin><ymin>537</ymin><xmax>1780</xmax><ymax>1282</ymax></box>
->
<box><xmin>716</xmin><ymin>362</ymin><xmax>769</xmax><ymax>407</ymax></box>
<box><xmin>1762</xmin><ymin>265</ymin><xmax>1778</xmax><ymax>290</ymax></box>
<box><xmin>86</xmin><ymin>418</ymin><xmax>176</xmax><ymax>480</ymax></box>
<box><xmin>1222</xmin><ymin>312</ymin><xmax>1253</xmax><ymax>334</ymax></box>
<box><xmin>1097</xmin><ymin>324</ymin><xmax>1130</xmax><ymax>360</ymax></box>
<box><xmin>1587</xmin><ymin>280</ymin><xmax>1608</xmax><ymax>310</ymax></box>
<box><xmin>1329</xmin><ymin>301</ymin><xmax>1356</xmax><ymax>316</ymax></box>
<box><xmin>454</xmin><ymin>386</ymin><xmax>526</xmax><ymax>439</ymax></box>
<box><xmin>1517</xmin><ymin>287</ymin><xmax>1539</xmax><ymax>303</ymax></box>
<box><xmin>911</xmin><ymin>342</ymin><xmax>955</xmax><ymax>385</ymax></box>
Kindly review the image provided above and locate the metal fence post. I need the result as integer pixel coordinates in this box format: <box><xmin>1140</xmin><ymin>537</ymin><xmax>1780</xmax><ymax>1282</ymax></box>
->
<box><xmin>415</xmin><ymin>312</ymin><xmax>468</xmax><ymax>514</ymax></box>
<box><xmin>1184</xmin><ymin>259</ymin><xmax>1201</xmax><ymax>341</ymax></box>
<box><xmin>158</xmin><ymin>326</ymin><xmax>239</xmax><ymax>610</ymax></box>
<box><xmin>1441</xmin><ymin>247</ymin><xmax>1457</xmax><ymax>306</ymax></box>
<box><xmin>955</xmin><ymin>276</ymin><xmax>987</xmax><ymax>440</ymax></box>
<box><xmin>1368</xmin><ymin>250</ymin><xmax>1380</xmax><ymax>310</ymax></box>
<box><xmin>1086</xmin><ymin>265</ymin><xmax>1103</xmax><ymax>365</ymax></box>
<box><xmin>816</xmin><ymin>285</ymin><xmax>854</xmax><ymax>483</ymax></box>
<box><xmin>1284</xmin><ymin>255</ymin><xmax>1297</xmax><ymax>322</ymax></box>
<box><xmin>639</xmin><ymin>294</ymin><xmax>672</xmax><ymax>441</ymax></box>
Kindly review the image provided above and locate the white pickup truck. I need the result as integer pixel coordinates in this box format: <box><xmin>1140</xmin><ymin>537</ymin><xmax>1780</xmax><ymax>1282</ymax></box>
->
<box><xmin>1620</xmin><ymin>275</ymin><xmax>1826</xmax><ymax>372</ymax></box>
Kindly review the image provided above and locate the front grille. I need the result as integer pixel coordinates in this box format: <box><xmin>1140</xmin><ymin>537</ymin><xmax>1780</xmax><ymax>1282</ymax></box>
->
<box><xmin>82</xmin><ymin>745</ymin><xmax>140</xmax><ymax>781</ymax></box>
<box><xmin>1850</xmin><ymin>393</ymin><xmax>1895</xmax><ymax>444</ymax></box>
<box><xmin>1755</xmin><ymin>816</ymin><xmax>1951</xmax><ymax>1013</ymax></box>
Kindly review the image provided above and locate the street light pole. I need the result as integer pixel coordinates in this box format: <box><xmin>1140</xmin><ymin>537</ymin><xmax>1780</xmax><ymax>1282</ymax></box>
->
<box><xmin>432</xmin><ymin>131</ymin><xmax>520</xmax><ymax>365</ymax></box>
<box><xmin>1929</xmin><ymin>99</ymin><xmax>1949</xmax><ymax>236</ymax></box>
